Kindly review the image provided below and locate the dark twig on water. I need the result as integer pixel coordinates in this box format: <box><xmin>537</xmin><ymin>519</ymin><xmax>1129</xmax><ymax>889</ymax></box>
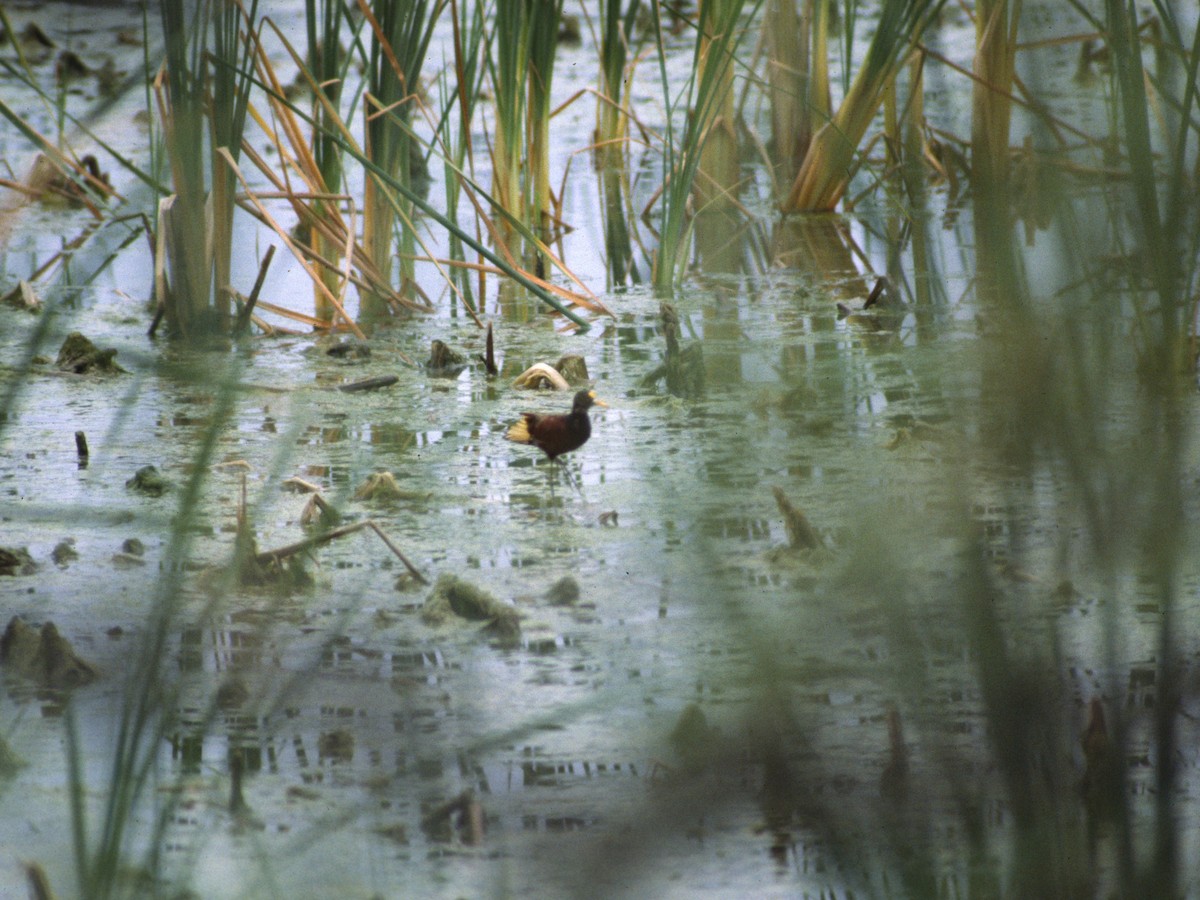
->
<box><xmin>336</xmin><ymin>375</ymin><xmax>398</xmax><ymax>393</ymax></box>
<box><xmin>365</xmin><ymin>521</ymin><xmax>428</xmax><ymax>584</ymax></box>
<box><xmin>229</xmin><ymin>752</ymin><xmax>247</xmax><ymax>814</ymax></box>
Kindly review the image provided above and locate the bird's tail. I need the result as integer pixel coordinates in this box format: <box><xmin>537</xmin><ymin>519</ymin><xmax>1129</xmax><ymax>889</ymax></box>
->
<box><xmin>505</xmin><ymin>415</ymin><xmax>533</xmax><ymax>444</ymax></box>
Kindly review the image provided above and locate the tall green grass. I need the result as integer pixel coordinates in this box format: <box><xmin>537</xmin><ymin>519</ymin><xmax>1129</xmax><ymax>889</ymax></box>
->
<box><xmin>783</xmin><ymin>0</ymin><xmax>945</xmax><ymax>212</ymax></box>
<box><xmin>3</xmin><ymin>3</ymin><xmax>1200</xmax><ymax>895</ymax></box>
<box><xmin>156</xmin><ymin>0</ymin><xmax>211</xmax><ymax>337</ymax></box>
<box><xmin>488</xmin><ymin>0</ymin><xmax>532</xmax><ymax>247</ymax></box>
<box><xmin>245</xmin><ymin>20</ymin><xmax>597</xmax><ymax>328</ymax></box>
<box><xmin>595</xmin><ymin>0</ymin><xmax>642</xmax><ymax>169</ymax></box>
<box><xmin>650</xmin><ymin>0</ymin><xmax>759</xmax><ymax>292</ymax></box>
<box><xmin>210</xmin><ymin>0</ymin><xmax>261</xmax><ymax>325</ymax></box>
<box><xmin>152</xmin><ymin>0</ymin><xmax>261</xmax><ymax>338</ymax></box>
<box><xmin>437</xmin><ymin>0</ymin><xmax>488</xmax><ymax>313</ymax></box>
<box><xmin>763</xmin><ymin>0</ymin><xmax>826</xmax><ymax>190</ymax></box>
<box><xmin>595</xmin><ymin>0</ymin><xmax>644</xmax><ymax>286</ymax></box>
<box><xmin>304</xmin><ymin>0</ymin><xmax>358</xmax><ymax>322</ymax></box>
<box><xmin>526</xmin><ymin>0</ymin><xmax>565</xmax><ymax>254</ymax></box>
<box><xmin>1104</xmin><ymin>0</ymin><xmax>1196</xmax><ymax>375</ymax></box>
<box><xmin>486</xmin><ymin>0</ymin><xmax>566</xmax><ymax>264</ymax></box>
<box><xmin>360</xmin><ymin>0</ymin><xmax>444</xmax><ymax>318</ymax></box>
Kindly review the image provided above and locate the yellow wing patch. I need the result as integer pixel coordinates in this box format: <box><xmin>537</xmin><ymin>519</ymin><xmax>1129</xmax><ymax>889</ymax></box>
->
<box><xmin>506</xmin><ymin>416</ymin><xmax>532</xmax><ymax>443</ymax></box>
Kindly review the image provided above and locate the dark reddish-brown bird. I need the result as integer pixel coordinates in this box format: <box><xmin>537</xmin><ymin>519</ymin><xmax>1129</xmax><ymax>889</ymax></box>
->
<box><xmin>506</xmin><ymin>389</ymin><xmax>607</xmax><ymax>461</ymax></box>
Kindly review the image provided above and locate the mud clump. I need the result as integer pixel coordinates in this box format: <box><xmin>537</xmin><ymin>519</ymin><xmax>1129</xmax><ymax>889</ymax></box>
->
<box><xmin>0</xmin><ymin>546</ymin><xmax>38</xmax><ymax>576</ymax></box>
<box><xmin>1</xmin><ymin>616</ymin><xmax>99</xmax><ymax>689</ymax></box>
<box><xmin>126</xmin><ymin>465</ymin><xmax>170</xmax><ymax>496</ymax></box>
<box><xmin>56</xmin><ymin>331</ymin><xmax>127</xmax><ymax>374</ymax></box>
<box><xmin>425</xmin><ymin>339</ymin><xmax>467</xmax><ymax>377</ymax></box>
<box><xmin>52</xmin><ymin>539</ymin><xmax>78</xmax><ymax>566</ymax></box>
<box><xmin>545</xmin><ymin>576</ymin><xmax>580</xmax><ymax>606</ymax></box>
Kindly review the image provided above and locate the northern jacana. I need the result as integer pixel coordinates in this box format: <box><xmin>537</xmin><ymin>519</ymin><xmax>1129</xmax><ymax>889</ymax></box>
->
<box><xmin>505</xmin><ymin>389</ymin><xmax>607</xmax><ymax>462</ymax></box>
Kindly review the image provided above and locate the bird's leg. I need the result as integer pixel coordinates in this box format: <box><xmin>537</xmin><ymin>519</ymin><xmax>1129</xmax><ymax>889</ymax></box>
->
<box><xmin>559</xmin><ymin>459</ymin><xmax>585</xmax><ymax>499</ymax></box>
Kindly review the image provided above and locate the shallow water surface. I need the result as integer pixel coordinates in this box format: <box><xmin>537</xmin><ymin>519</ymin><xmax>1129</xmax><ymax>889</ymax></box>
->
<box><xmin>5</xmin><ymin>269</ymin><xmax>1195</xmax><ymax>897</ymax></box>
<box><xmin>2</xmin><ymin>1</ymin><xmax>1199</xmax><ymax>897</ymax></box>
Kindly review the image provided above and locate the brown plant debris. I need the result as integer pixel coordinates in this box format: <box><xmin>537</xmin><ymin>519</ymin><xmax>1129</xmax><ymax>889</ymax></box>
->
<box><xmin>353</xmin><ymin>471</ymin><xmax>429</xmax><ymax>503</ymax></box>
<box><xmin>374</xmin><ymin>823</ymin><xmax>409</xmax><ymax>845</ymax></box>
<box><xmin>300</xmin><ymin>492</ymin><xmax>340</xmax><ymax>527</ymax></box>
<box><xmin>1</xmin><ymin>280</ymin><xmax>41</xmax><ymax>312</ymax></box>
<box><xmin>318</xmin><ymin>729</ymin><xmax>354</xmax><ymax>763</ymax></box>
<box><xmin>251</xmin><ymin>519</ymin><xmax>427</xmax><ymax>586</ymax></box>
<box><xmin>0</xmin><ymin>616</ymin><xmax>99</xmax><ymax>689</ymax></box>
<box><xmin>863</xmin><ymin>276</ymin><xmax>890</xmax><ymax>310</ymax></box>
<box><xmin>51</xmin><ymin>539</ymin><xmax>77</xmax><ymax>566</ymax></box>
<box><xmin>18</xmin><ymin>22</ymin><xmax>56</xmax><ymax>55</ymax></box>
<box><xmin>24</xmin><ymin>153</ymin><xmax>111</xmax><ymax>207</ymax></box>
<box><xmin>512</xmin><ymin>362</ymin><xmax>570</xmax><ymax>391</ymax></box>
<box><xmin>771</xmin><ymin>486</ymin><xmax>821</xmax><ymax>550</ymax></box>
<box><xmin>323</xmin><ymin>337</ymin><xmax>371</xmax><ymax>359</ymax></box>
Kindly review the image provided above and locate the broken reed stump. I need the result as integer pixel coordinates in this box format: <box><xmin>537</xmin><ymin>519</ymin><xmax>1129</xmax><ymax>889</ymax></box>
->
<box><xmin>771</xmin><ymin>486</ymin><xmax>821</xmax><ymax>550</ymax></box>
<box><xmin>640</xmin><ymin>302</ymin><xmax>704</xmax><ymax>398</ymax></box>
<box><xmin>880</xmin><ymin>707</ymin><xmax>909</xmax><ymax>800</ymax></box>
<box><xmin>420</xmin><ymin>789</ymin><xmax>484</xmax><ymax>845</ymax></box>
<box><xmin>479</xmin><ymin>321</ymin><xmax>498</xmax><ymax>376</ymax></box>
<box><xmin>235</xmin><ymin>244</ymin><xmax>276</xmax><ymax>336</ymax></box>
<box><xmin>24</xmin><ymin>862</ymin><xmax>55</xmax><ymax>900</ymax></box>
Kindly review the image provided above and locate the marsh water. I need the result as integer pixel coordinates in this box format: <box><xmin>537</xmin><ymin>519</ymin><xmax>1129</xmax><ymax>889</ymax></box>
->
<box><xmin>3</xmin><ymin>1</ymin><xmax>1200</xmax><ymax>898</ymax></box>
